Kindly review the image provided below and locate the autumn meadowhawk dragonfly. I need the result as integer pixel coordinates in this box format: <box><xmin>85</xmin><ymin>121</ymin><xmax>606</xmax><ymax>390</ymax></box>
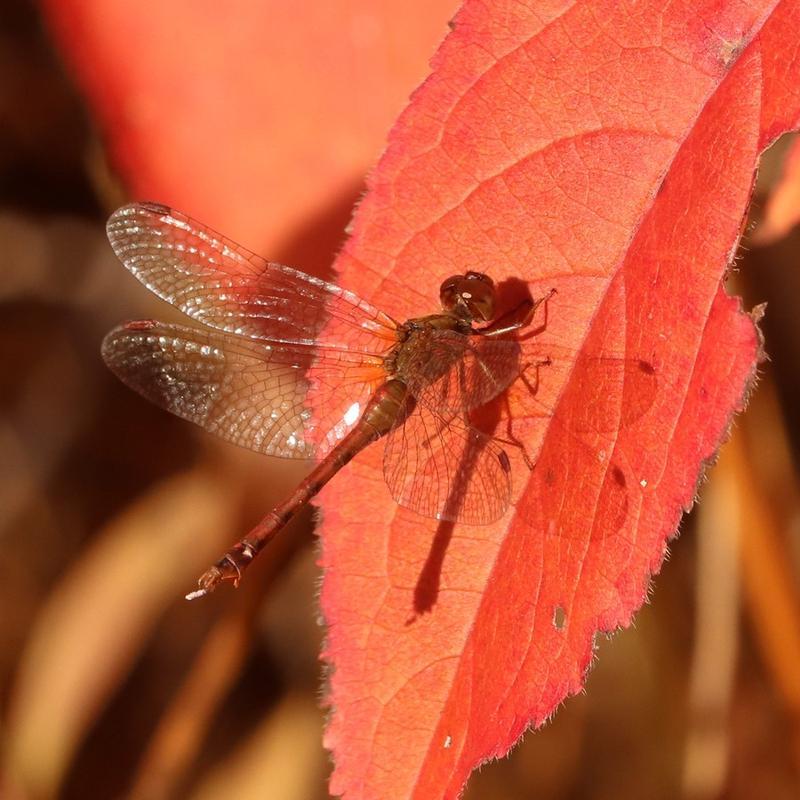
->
<box><xmin>102</xmin><ymin>202</ymin><xmax>561</xmax><ymax>598</ymax></box>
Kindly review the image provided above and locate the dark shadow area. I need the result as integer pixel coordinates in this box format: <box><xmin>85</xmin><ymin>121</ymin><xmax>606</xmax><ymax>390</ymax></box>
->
<box><xmin>409</xmin><ymin>518</ymin><xmax>455</xmax><ymax>621</ymax></box>
<box><xmin>0</xmin><ymin>0</ymin><xmax>100</xmax><ymax>216</ymax></box>
<box><xmin>493</xmin><ymin>277</ymin><xmax>534</xmax><ymax>322</ymax></box>
<box><xmin>273</xmin><ymin>179</ymin><xmax>366</xmax><ymax>282</ymax></box>
<box><xmin>745</xmin><ymin>225</ymin><xmax>800</xmax><ymax>456</ymax></box>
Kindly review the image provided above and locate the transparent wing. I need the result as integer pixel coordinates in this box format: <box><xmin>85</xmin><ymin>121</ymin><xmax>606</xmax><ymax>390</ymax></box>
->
<box><xmin>399</xmin><ymin>330</ymin><xmax>521</xmax><ymax>414</ymax></box>
<box><xmin>106</xmin><ymin>202</ymin><xmax>399</xmax><ymax>353</ymax></box>
<box><xmin>102</xmin><ymin>321</ymin><xmax>385</xmax><ymax>460</ymax></box>
<box><xmin>383</xmin><ymin>404</ymin><xmax>512</xmax><ymax>525</ymax></box>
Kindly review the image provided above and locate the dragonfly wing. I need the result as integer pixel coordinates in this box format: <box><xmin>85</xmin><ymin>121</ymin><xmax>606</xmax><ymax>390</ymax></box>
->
<box><xmin>106</xmin><ymin>203</ymin><xmax>399</xmax><ymax>353</ymax></box>
<box><xmin>382</xmin><ymin>405</ymin><xmax>512</xmax><ymax>525</ymax></box>
<box><xmin>401</xmin><ymin>330</ymin><xmax>521</xmax><ymax>415</ymax></box>
<box><xmin>102</xmin><ymin>321</ymin><xmax>384</xmax><ymax>460</ymax></box>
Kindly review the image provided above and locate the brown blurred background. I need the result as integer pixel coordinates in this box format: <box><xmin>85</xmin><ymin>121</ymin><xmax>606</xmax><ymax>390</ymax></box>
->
<box><xmin>1</xmin><ymin>1</ymin><xmax>800</xmax><ymax>799</ymax></box>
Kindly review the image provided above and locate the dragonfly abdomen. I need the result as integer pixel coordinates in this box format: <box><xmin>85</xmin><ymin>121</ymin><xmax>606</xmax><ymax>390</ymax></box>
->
<box><xmin>189</xmin><ymin>378</ymin><xmax>411</xmax><ymax>597</ymax></box>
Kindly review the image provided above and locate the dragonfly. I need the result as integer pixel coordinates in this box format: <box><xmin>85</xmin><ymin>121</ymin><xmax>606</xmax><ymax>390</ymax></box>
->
<box><xmin>102</xmin><ymin>202</ymin><xmax>553</xmax><ymax>599</ymax></box>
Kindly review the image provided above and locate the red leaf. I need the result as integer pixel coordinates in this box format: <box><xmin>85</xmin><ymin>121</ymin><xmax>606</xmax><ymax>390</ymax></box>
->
<box><xmin>41</xmin><ymin>0</ymin><xmax>457</xmax><ymax>251</ymax></box>
<box><xmin>319</xmin><ymin>2</ymin><xmax>800</xmax><ymax>798</ymax></box>
<box><xmin>755</xmin><ymin>135</ymin><xmax>800</xmax><ymax>243</ymax></box>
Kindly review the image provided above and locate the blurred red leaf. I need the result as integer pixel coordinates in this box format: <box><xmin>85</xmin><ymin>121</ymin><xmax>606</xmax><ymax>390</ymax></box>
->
<box><xmin>41</xmin><ymin>0</ymin><xmax>457</xmax><ymax>250</ymax></box>
<box><xmin>319</xmin><ymin>2</ymin><xmax>800</xmax><ymax>799</ymax></box>
<box><xmin>755</xmin><ymin>135</ymin><xmax>800</xmax><ymax>243</ymax></box>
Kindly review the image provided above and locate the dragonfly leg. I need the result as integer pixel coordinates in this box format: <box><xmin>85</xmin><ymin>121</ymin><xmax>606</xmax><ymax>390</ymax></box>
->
<box><xmin>478</xmin><ymin>287</ymin><xmax>556</xmax><ymax>338</ymax></box>
<box><xmin>515</xmin><ymin>287</ymin><xmax>556</xmax><ymax>340</ymax></box>
<box><xmin>519</xmin><ymin>356</ymin><xmax>552</xmax><ymax>396</ymax></box>
<box><xmin>491</xmin><ymin>356</ymin><xmax>554</xmax><ymax>471</ymax></box>
<box><xmin>494</xmin><ymin>394</ymin><xmax>536</xmax><ymax>471</ymax></box>
<box><xmin>492</xmin><ymin>433</ymin><xmax>534</xmax><ymax>470</ymax></box>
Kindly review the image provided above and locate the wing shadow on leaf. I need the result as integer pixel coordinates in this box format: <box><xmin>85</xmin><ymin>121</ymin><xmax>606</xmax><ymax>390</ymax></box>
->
<box><xmin>405</xmin><ymin>278</ymin><xmax>658</xmax><ymax>620</ymax></box>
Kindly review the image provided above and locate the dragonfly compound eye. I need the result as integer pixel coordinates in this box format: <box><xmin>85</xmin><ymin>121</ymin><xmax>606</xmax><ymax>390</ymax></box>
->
<box><xmin>439</xmin><ymin>275</ymin><xmax>462</xmax><ymax>314</ymax></box>
<box><xmin>439</xmin><ymin>273</ymin><xmax>496</xmax><ymax>321</ymax></box>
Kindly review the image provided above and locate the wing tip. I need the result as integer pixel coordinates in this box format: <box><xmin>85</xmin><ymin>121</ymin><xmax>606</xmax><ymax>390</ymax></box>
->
<box><xmin>106</xmin><ymin>201</ymin><xmax>176</xmax><ymax>249</ymax></box>
<box><xmin>100</xmin><ymin>320</ymin><xmax>160</xmax><ymax>366</ymax></box>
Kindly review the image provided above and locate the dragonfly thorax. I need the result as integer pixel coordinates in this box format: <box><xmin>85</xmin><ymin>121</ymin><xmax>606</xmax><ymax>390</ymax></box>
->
<box><xmin>439</xmin><ymin>271</ymin><xmax>495</xmax><ymax>322</ymax></box>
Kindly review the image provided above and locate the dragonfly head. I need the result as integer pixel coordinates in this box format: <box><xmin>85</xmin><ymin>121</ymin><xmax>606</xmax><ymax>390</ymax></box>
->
<box><xmin>439</xmin><ymin>271</ymin><xmax>495</xmax><ymax>322</ymax></box>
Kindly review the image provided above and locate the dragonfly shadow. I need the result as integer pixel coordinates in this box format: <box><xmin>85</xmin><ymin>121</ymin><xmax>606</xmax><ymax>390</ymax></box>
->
<box><xmin>494</xmin><ymin>276</ymin><xmax>535</xmax><ymax>317</ymax></box>
<box><xmin>407</xmin><ymin>390</ymin><xmax>507</xmax><ymax>623</ymax></box>
<box><xmin>408</xmin><ymin>519</ymin><xmax>455</xmax><ymax>622</ymax></box>
<box><xmin>405</xmin><ymin>277</ymin><xmax>544</xmax><ymax>623</ymax></box>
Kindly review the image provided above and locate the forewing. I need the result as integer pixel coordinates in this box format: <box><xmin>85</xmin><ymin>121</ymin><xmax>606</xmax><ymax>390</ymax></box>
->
<box><xmin>106</xmin><ymin>203</ymin><xmax>399</xmax><ymax>353</ymax></box>
<box><xmin>102</xmin><ymin>321</ymin><xmax>384</xmax><ymax>460</ymax></box>
<box><xmin>382</xmin><ymin>405</ymin><xmax>512</xmax><ymax>525</ymax></box>
<box><xmin>401</xmin><ymin>330</ymin><xmax>521</xmax><ymax>414</ymax></box>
